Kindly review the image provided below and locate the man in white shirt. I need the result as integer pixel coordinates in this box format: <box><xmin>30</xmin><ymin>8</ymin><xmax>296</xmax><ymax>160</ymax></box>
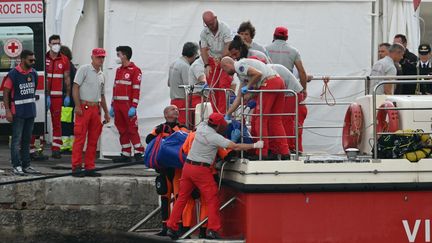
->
<box><xmin>200</xmin><ymin>10</ymin><xmax>233</xmax><ymax>113</ymax></box>
<box><xmin>370</xmin><ymin>44</ymin><xmax>404</xmax><ymax>95</ymax></box>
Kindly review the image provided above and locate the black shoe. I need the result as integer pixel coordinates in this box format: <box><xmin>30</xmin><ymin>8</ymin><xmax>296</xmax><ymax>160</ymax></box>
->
<box><xmin>179</xmin><ymin>226</ymin><xmax>191</xmax><ymax>239</ymax></box>
<box><xmin>155</xmin><ymin>223</ymin><xmax>167</xmax><ymax>236</ymax></box>
<box><xmin>290</xmin><ymin>150</ymin><xmax>303</xmax><ymax>156</ymax></box>
<box><xmin>85</xmin><ymin>170</ymin><xmax>102</xmax><ymax>177</ymax></box>
<box><xmin>281</xmin><ymin>154</ymin><xmax>291</xmax><ymax>160</ymax></box>
<box><xmin>134</xmin><ymin>153</ymin><xmax>143</xmax><ymax>162</ymax></box>
<box><xmin>72</xmin><ymin>168</ymin><xmax>85</xmax><ymax>177</ymax></box>
<box><xmin>30</xmin><ymin>152</ymin><xmax>48</xmax><ymax>161</ymax></box>
<box><xmin>206</xmin><ymin>230</ymin><xmax>222</xmax><ymax>239</ymax></box>
<box><xmin>167</xmin><ymin>227</ymin><xmax>179</xmax><ymax>240</ymax></box>
<box><xmin>112</xmin><ymin>154</ymin><xmax>131</xmax><ymax>163</ymax></box>
<box><xmin>52</xmin><ymin>151</ymin><xmax>62</xmax><ymax>159</ymax></box>
<box><xmin>199</xmin><ymin>227</ymin><xmax>207</xmax><ymax>239</ymax></box>
<box><xmin>244</xmin><ymin>154</ymin><xmax>259</xmax><ymax>160</ymax></box>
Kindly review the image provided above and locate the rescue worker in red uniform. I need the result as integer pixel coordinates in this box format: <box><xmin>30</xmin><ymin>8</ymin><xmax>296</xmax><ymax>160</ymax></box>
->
<box><xmin>110</xmin><ymin>46</ymin><xmax>145</xmax><ymax>163</ymax></box>
<box><xmin>180</xmin><ymin>130</ymin><xmax>234</xmax><ymax>238</ymax></box>
<box><xmin>145</xmin><ymin>105</ymin><xmax>188</xmax><ymax>236</ymax></box>
<box><xmin>71</xmin><ymin>48</ymin><xmax>110</xmax><ymax>177</ymax></box>
<box><xmin>200</xmin><ymin>10</ymin><xmax>233</xmax><ymax>113</ymax></box>
<box><xmin>44</xmin><ymin>35</ymin><xmax>71</xmax><ymax>159</ymax></box>
<box><xmin>223</xmin><ymin>56</ymin><xmax>290</xmax><ymax>160</ymax></box>
<box><xmin>166</xmin><ymin>113</ymin><xmax>264</xmax><ymax>240</ymax></box>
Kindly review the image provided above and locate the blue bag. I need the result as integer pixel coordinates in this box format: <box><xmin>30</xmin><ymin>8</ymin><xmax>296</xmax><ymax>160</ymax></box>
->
<box><xmin>156</xmin><ymin>131</ymin><xmax>189</xmax><ymax>168</ymax></box>
<box><xmin>226</xmin><ymin>120</ymin><xmax>253</xmax><ymax>144</ymax></box>
<box><xmin>143</xmin><ymin>134</ymin><xmax>163</xmax><ymax>168</ymax></box>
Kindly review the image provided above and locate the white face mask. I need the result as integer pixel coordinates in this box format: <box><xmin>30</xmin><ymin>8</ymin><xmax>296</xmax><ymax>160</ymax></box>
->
<box><xmin>51</xmin><ymin>44</ymin><xmax>61</xmax><ymax>53</ymax></box>
<box><xmin>115</xmin><ymin>58</ymin><xmax>122</xmax><ymax>64</ymax></box>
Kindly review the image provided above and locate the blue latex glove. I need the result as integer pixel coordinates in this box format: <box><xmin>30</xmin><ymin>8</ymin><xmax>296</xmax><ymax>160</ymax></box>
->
<box><xmin>46</xmin><ymin>96</ymin><xmax>51</xmax><ymax>110</ymax></box>
<box><xmin>231</xmin><ymin>129</ymin><xmax>241</xmax><ymax>142</ymax></box>
<box><xmin>229</xmin><ymin>95</ymin><xmax>237</xmax><ymax>104</ymax></box>
<box><xmin>128</xmin><ymin>107</ymin><xmax>136</xmax><ymax>117</ymax></box>
<box><xmin>241</xmin><ymin>86</ymin><xmax>250</xmax><ymax>95</ymax></box>
<box><xmin>63</xmin><ymin>96</ymin><xmax>70</xmax><ymax>107</ymax></box>
<box><xmin>109</xmin><ymin>106</ymin><xmax>115</xmax><ymax>117</ymax></box>
<box><xmin>202</xmin><ymin>83</ymin><xmax>209</xmax><ymax>90</ymax></box>
<box><xmin>246</xmin><ymin>99</ymin><xmax>257</xmax><ymax>109</ymax></box>
<box><xmin>224</xmin><ymin>114</ymin><xmax>231</xmax><ymax>121</ymax></box>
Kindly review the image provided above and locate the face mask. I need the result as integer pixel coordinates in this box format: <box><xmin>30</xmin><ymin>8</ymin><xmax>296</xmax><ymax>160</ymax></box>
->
<box><xmin>115</xmin><ymin>58</ymin><xmax>122</xmax><ymax>64</ymax></box>
<box><xmin>51</xmin><ymin>44</ymin><xmax>61</xmax><ymax>53</ymax></box>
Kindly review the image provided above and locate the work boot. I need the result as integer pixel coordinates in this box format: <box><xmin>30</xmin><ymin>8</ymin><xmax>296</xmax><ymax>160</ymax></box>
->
<box><xmin>155</xmin><ymin>223</ymin><xmax>168</xmax><ymax>236</ymax></box>
<box><xmin>112</xmin><ymin>154</ymin><xmax>131</xmax><ymax>163</ymax></box>
<box><xmin>167</xmin><ymin>227</ymin><xmax>179</xmax><ymax>240</ymax></box>
<box><xmin>72</xmin><ymin>168</ymin><xmax>85</xmax><ymax>178</ymax></box>
<box><xmin>199</xmin><ymin>227</ymin><xmax>207</xmax><ymax>239</ymax></box>
<box><xmin>52</xmin><ymin>151</ymin><xmax>62</xmax><ymax>159</ymax></box>
<box><xmin>179</xmin><ymin>226</ymin><xmax>191</xmax><ymax>239</ymax></box>
<box><xmin>206</xmin><ymin>230</ymin><xmax>222</xmax><ymax>239</ymax></box>
<box><xmin>30</xmin><ymin>152</ymin><xmax>48</xmax><ymax>161</ymax></box>
<box><xmin>290</xmin><ymin>150</ymin><xmax>303</xmax><ymax>156</ymax></box>
<box><xmin>85</xmin><ymin>170</ymin><xmax>102</xmax><ymax>177</ymax></box>
<box><xmin>134</xmin><ymin>153</ymin><xmax>143</xmax><ymax>162</ymax></box>
<box><xmin>263</xmin><ymin>152</ymin><xmax>278</xmax><ymax>161</ymax></box>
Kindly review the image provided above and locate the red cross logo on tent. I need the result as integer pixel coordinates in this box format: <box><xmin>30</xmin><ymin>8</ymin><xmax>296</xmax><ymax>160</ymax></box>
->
<box><xmin>4</xmin><ymin>39</ymin><xmax>23</xmax><ymax>58</ymax></box>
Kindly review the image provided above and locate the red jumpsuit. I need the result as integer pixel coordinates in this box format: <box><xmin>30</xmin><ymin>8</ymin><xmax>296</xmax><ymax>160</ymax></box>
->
<box><xmin>284</xmin><ymin>92</ymin><xmax>308</xmax><ymax>152</ymax></box>
<box><xmin>112</xmin><ymin>62</ymin><xmax>144</xmax><ymax>156</ymax></box>
<box><xmin>207</xmin><ymin>57</ymin><xmax>233</xmax><ymax>114</ymax></box>
<box><xmin>251</xmin><ymin>76</ymin><xmax>289</xmax><ymax>156</ymax></box>
<box><xmin>45</xmin><ymin>52</ymin><xmax>70</xmax><ymax>151</ymax></box>
<box><xmin>71</xmin><ymin>103</ymin><xmax>102</xmax><ymax>170</ymax></box>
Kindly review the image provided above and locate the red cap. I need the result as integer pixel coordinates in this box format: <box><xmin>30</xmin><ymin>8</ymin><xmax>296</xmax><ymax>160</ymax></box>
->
<box><xmin>208</xmin><ymin>113</ymin><xmax>227</xmax><ymax>126</ymax></box>
<box><xmin>92</xmin><ymin>48</ymin><xmax>106</xmax><ymax>57</ymax></box>
<box><xmin>248</xmin><ymin>55</ymin><xmax>267</xmax><ymax>64</ymax></box>
<box><xmin>274</xmin><ymin>26</ymin><xmax>288</xmax><ymax>38</ymax></box>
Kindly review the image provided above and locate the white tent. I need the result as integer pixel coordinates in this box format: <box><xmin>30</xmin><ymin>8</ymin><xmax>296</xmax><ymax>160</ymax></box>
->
<box><xmin>45</xmin><ymin>0</ymin><xmax>421</xmax><ymax>156</ymax></box>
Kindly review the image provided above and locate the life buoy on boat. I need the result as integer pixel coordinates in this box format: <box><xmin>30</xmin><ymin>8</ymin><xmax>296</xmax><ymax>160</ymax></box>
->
<box><xmin>342</xmin><ymin>103</ymin><xmax>363</xmax><ymax>150</ymax></box>
<box><xmin>377</xmin><ymin>101</ymin><xmax>399</xmax><ymax>135</ymax></box>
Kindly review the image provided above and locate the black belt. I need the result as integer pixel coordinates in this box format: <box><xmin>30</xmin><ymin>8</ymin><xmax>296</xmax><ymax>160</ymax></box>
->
<box><xmin>186</xmin><ymin>160</ymin><xmax>211</xmax><ymax>168</ymax></box>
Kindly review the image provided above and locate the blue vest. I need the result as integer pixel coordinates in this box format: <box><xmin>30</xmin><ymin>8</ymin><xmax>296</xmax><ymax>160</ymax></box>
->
<box><xmin>9</xmin><ymin>68</ymin><xmax>37</xmax><ymax>118</ymax></box>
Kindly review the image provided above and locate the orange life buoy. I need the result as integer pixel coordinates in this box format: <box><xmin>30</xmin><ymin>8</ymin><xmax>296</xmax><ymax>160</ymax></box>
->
<box><xmin>377</xmin><ymin>101</ymin><xmax>399</xmax><ymax>135</ymax></box>
<box><xmin>342</xmin><ymin>103</ymin><xmax>363</xmax><ymax>150</ymax></box>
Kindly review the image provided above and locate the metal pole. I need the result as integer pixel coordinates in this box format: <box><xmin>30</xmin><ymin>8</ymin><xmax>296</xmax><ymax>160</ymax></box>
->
<box><xmin>309</xmin><ymin>75</ymin><xmax>432</xmax><ymax>81</ymax></box>
<box><xmin>185</xmin><ymin>88</ymin><xmax>190</xmax><ymax>130</ymax></box>
<box><xmin>295</xmin><ymin>92</ymin><xmax>299</xmax><ymax>160</ymax></box>
<box><xmin>240</xmin><ymin>95</ymin><xmax>244</xmax><ymax>159</ymax></box>
<box><xmin>259</xmin><ymin>92</ymin><xmax>263</xmax><ymax>160</ymax></box>
<box><xmin>128</xmin><ymin>205</ymin><xmax>161</xmax><ymax>232</ymax></box>
<box><xmin>372</xmin><ymin>86</ymin><xmax>378</xmax><ymax>160</ymax></box>
<box><xmin>179</xmin><ymin>196</ymin><xmax>237</xmax><ymax>240</ymax></box>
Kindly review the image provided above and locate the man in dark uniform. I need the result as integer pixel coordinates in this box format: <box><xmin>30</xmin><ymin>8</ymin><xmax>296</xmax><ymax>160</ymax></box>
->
<box><xmin>393</xmin><ymin>34</ymin><xmax>418</xmax><ymax>94</ymax></box>
<box><xmin>416</xmin><ymin>44</ymin><xmax>432</xmax><ymax>94</ymax></box>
